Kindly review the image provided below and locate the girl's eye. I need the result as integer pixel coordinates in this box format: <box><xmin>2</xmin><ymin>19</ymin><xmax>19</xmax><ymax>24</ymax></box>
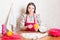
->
<box><xmin>28</xmin><ymin>7</ymin><xmax>34</xmax><ymax>9</ymax></box>
<box><xmin>28</xmin><ymin>7</ymin><xmax>31</xmax><ymax>9</ymax></box>
<box><xmin>32</xmin><ymin>8</ymin><xmax>34</xmax><ymax>9</ymax></box>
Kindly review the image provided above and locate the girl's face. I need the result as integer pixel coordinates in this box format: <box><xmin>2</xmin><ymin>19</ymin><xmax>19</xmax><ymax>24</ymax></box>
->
<box><xmin>28</xmin><ymin>5</ymin><xmax>35</xmax><ymax>14</ymax></box>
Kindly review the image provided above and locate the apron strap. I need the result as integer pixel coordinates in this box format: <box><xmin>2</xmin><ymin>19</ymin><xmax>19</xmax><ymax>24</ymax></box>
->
<box><xmin>25</xmin><ymin>15</ymin><xmax>28</xmax><ymax>23</ymax></box>
<box><xmin>34</xmin><ymin>18</ymin><xmax>36</xmax><ymax>24</ymax></box>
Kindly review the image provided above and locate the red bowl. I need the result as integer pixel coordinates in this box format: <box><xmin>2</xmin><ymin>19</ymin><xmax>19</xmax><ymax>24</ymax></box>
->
<box><xmin>48</xmin><ymin>28</ymin><xmax>60</xmax><ymax>36</ymax></box>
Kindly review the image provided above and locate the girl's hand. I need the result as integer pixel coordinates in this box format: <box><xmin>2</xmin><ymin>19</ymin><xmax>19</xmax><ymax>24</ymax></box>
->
<box><xmin>34</xmin><ymin>27</ymin><xmax>39</xmax><ymax>31</ymax></box>
<box><xmin>27</xmin><ymin>25</ymin><xmax>33</xmax><ymax>29</ymax></box>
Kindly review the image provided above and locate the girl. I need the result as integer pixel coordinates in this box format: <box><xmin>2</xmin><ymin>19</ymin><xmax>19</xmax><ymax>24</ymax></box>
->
<box><xmin>17</xmin><ymin>2</ymin><xmax>47</xmax><ymax>32</ymax></box>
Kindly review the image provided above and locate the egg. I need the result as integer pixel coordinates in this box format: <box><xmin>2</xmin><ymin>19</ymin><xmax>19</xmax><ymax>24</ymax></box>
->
<box><xmin>6</xmin><ymin>31</ymin><xmax>12</xmax><ymax>36</ymax></box>
<box><xmin>34</xmin><ymin>24</ymin><xmax>38</xmax><ymax>29</ymax></box>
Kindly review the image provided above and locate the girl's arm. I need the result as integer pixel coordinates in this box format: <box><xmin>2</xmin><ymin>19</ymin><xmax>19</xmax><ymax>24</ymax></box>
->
<box><xmin>16</xmin><ymin>14</ymin><xmax>27</xmax><ymax>31</ymax></box>
<box><xmin>36</xmin><ymin>14</ymin><xmax>48</xmax><ymax>32</ymax></box>
<box><xmin>20</xmin><ymin>14</ymin><xmax>27</xmax><ymax>30</ymax></box>
<box><xmin>36</xmin><ymin>14</ymin><xmax>41</xmax><ymax>31</ymax></box>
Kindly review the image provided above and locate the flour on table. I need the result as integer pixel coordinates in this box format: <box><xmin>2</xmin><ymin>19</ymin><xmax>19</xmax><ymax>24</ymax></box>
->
<box><xmin>21</xmin><ymin>32</ymin><xmax>48</xmax><ymax>39</ymax></box>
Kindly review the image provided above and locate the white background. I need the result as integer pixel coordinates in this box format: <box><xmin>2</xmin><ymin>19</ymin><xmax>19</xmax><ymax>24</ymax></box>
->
<box><xmin>0</xmin><ymin>0</ymin><xmax>60</xmax><ymax>33</ymax></box>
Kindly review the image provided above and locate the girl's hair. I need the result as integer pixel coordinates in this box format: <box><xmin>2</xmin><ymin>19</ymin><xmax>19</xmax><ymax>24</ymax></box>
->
<box><xmin>26</xmin><ymin>2</ymin><xmax>36</xmax><ymax>14</ymax></box>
